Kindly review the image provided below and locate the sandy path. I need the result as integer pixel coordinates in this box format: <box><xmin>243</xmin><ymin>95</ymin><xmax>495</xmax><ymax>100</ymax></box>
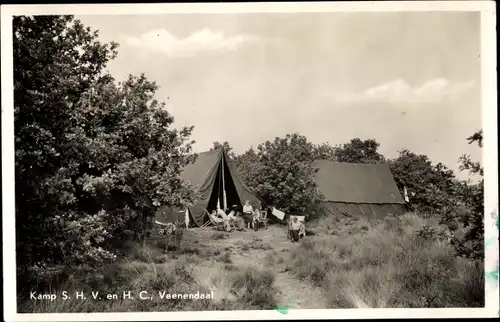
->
<box><xmin>191</xmin><ymin>226</ymin><xmax>327</xmax><ymax>309</ymax></box>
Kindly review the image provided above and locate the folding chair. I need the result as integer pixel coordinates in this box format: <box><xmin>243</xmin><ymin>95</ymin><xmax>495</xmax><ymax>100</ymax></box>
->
<box><xmin>207</xmin><ymin>212</ymin><xmax>227</xmax><ymax>229</ymax></box>
<box><xmin>258</xmin><ymin>210</ymin><xmax>268</xmax><ymax>229</ymax></box>
<box><xmin>200</xmin><ymin>210</ymin><xmax>216</xmax><ymax>228</ymax></box>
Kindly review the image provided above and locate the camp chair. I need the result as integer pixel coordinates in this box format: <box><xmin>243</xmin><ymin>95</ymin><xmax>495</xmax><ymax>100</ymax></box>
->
<box><xmin>204</xmin><ymin>211</ymin><xmax>234</xmax><ymax>232</ymax></box>
<box><xmin>207</xmin><ymin>211</ymin><xmax>224</xmax><ymax>226</ymax></box>
<box><xmin>299</xmin><ymin>222</ymin><xmax>306</xmax><ymax>239</ymax></box>
<box><xmin>260</xmin><ymin>210</ymin><xmax>269</xmax><ymax>229</ymax></box>
<box><xmin>253</xmin><ymin>210</ymin><xmax>268</xmax><ymax>230</ymax></box>
<box><xmin>250</xmin><ymin>212</ymin><xmax>259</xmax><ymax>231</ymax></box>
<box><xmin>200</xmin><ymin>211</ymin><xmax>212</xmax><ymax>228</ymax></box>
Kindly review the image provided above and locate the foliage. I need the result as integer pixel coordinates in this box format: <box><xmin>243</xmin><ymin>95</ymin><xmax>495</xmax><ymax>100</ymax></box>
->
<box><xmin>387</xmin><ymin>131</ymin><xmax>484</xmax><ymax>260</ymax></box>
<box><xmin>312</xmin><ymin>142</ymin><xmax>338</xmax><ymax>161</ymax></box>
<box><xmin>390</xmin><ymin>130</ymin><xmax>484</xmax><ymax>260</ymax></box>
<box><xmin>458</xmin><ymin>130</ymin><xmax>483</xmax><ymax>177</ymax></box>
<box><xmin>210</xmin><ymin>141</ymin><xmax>236</xmax><ymax>160</ymax></box>
<box><xmin>235</xmin><ymin>147</ymin><xmax>260</xmax><ymax>186</ymax></box>
<box><xmin>388</xmin><ymin>149</ymin><xmax>458</xmax><ymax>215</ymax></box>
<box><xmin>448</xmin><ymin>130</ymin><xmax>484</xmax><ymax>260</ymax></box>
<box><xmin>333</xmin><ymin>138</ymin><xmax>386</xmax><ymax>163</ymax></box>
<box><xmin>14</xmin><ymin>15</ymin><xmax>197</xmax><ymax>278</ymax></box>
<box><xmin>236</xmin><ymin>133</ymin><xmax>324</xmax><ymax>217</ymax></box>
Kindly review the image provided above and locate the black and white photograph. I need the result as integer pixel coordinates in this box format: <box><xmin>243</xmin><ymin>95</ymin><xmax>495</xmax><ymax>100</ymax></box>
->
<box><xmin>2</xmin><ymin>2</ymin><xmax>498</xmax><ymax>321</ymax></box>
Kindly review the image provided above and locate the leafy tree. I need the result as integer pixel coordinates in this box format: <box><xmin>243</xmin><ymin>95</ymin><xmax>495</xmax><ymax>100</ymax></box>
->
<box><xmin>238</xmin><ymin>133</ymin><xmax>323</xmax><ymax>217</ymax></box>
<box><xmin>458</xmin><ymin>130</ymin><xmax>483</xmax><ymax>176</ymax></box>
<box><xmin>333</xmin><ymin>138</ymin><xmax>385</xmax><ymax>163</ymax></box>
<box><xmin>14</xmin><ymin>15</ymin><xmax>197</xmax><ymax>279</ymax></box>
<box><xmin>448</xmin><ymin>130</ymin><xmax>484</xmax><ymax>260</ymax></box>
<box><xmin>388</xmin><ymin>149</ymin><xmax>457</xmax><ymax>215</ymax></box>
<box><xmin>210</xmin><ymin>141</ymin><xmax>236</xmax><ymax>160</ymax></box>
<box><xmin>312</xmin><ymin>142</ymin><xmax>338</xmax><ymax>161</ymax></box>
<box><xmin>235</xmin><ymin>147</ymin><xmax>260</xmax><ymax>187</ymax></box>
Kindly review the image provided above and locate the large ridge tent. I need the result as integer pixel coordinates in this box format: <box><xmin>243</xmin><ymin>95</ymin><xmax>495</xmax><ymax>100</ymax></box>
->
<box><xmin>155</xmin><ymin>148</ymin><xmax>262</xmax><ymax>227</ymax></box>
<box><xmin>312</xmin><ymin>160</ymin><xmax>407</xmax><ymax>218</ymax></box>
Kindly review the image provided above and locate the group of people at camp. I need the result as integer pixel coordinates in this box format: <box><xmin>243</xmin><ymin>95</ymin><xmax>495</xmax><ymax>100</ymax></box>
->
<box><xmin>208</xmin><ymin>200</ymin><xmax>306</xmax><ymax>242</ymax></box>
<box><xmin>210</xmin><ymin>200</ymin><xmax>264</xmax><ymax>231</ymax></box>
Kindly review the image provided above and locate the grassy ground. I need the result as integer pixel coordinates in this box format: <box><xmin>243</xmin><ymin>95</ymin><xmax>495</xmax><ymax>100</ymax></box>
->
<box><xmin>293</xmin><ymin>213</ymin><xmax>484</xmax><ymax>308</ymax></box>
<box><xmin>18</xmin><ymin>212</ymin><xmax>484</xmax><ymax>312</ymax></box>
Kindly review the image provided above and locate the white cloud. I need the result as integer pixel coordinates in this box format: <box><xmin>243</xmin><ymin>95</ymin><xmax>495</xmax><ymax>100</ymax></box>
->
<box><xmin>335</xmin><ymin>78</ymin><xmax>476</xmax><ymax>104</ymax></box>
<box><xmin>124</xmin><ymin>28</ymin><xmax>261</xmax><ymax>58</ymax></box>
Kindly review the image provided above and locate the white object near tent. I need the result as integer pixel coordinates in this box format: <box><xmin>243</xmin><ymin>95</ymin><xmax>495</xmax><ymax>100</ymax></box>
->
<box><xmin>185</xmin><ymin>209</ymin><xmax>190</xmax><ymax>228</ymax></box>
<box><xmin>155</xmin><ymin>220</ymin><xmax>168</xmax><ymax>226</ymax></box>
<box><xmin>403</xmin><ymin>186</ymin><xmax>410</xmax><ymax>203</ymax></box>
<box><xmin>272</xmin><ymin>208</ymin><xmax>286</xmax><ymax>220</ymax></box>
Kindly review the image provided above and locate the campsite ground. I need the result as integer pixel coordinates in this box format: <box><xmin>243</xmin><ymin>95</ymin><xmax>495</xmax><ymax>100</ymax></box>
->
<box><xmin>182</xmin><ymin>226</ymin><xmax>328</xmax><ymax>309</ymax></box>
<box><xmin>19</xmin><ymin>213</ymin><xmax>484</xmax><ymax>312</ymax></box>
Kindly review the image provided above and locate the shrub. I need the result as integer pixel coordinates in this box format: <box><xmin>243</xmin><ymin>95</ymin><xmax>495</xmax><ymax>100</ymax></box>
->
<box><xmin>216</xmin><ymin>252</ymin><xmax>233</xmax><ymax>264</ymax></box>
<box><xmin>230</xmin><ymin>267</ymin><xmax>277</xmax><ymax>309</ymax></box>
<box><xmin>14</xmin><ymin>16</ymin><xmax>198</xmax><ymax>281</ymax></box>
<box><xmin>264</xmin><ymin>251</ymin><xmax>285</xmax><ymax>266</ymax></box>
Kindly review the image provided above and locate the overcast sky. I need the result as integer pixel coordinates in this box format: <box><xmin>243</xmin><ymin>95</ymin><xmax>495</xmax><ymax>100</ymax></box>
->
<box><xmin>77</xmin><ymin>12</ymin><xmax>482</xmax><ymax>179</ymax></box>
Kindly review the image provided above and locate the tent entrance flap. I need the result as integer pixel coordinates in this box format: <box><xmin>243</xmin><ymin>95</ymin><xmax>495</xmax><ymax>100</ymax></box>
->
<box><xmin>206</xmin><ymin>153</ymin><xmax>243</xmax><ymax>212</ymax></box>
<box><xmin>221</xmin><ymin>153</ymin><xmax>243</xmax><ymax>210</ymax></box>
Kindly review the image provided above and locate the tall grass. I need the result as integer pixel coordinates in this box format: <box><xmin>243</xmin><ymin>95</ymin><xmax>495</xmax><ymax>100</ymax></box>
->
<box><xmin>289</xmin><ymin>213</ymin><xmax>484</xmax><ymax>308</ymax></box>
<box><xmin>19</xmin><ymin>244</ymin><xmax>278</xmax><ymax>312</ymax></box>
<box><xmin>19</xmin><ymin>212</ymin><xmax>483</xmax><ymax>311</ymax></box>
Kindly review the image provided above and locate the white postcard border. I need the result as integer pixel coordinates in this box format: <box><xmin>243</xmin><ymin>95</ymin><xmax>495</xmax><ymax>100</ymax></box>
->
<box><xmin>2</xmin><ymin>2</ymin><xmax>498</xmax><ymax>321</ymax></box>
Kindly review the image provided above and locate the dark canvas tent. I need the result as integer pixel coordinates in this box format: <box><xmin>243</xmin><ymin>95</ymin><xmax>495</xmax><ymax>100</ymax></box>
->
<box><xmin>313</xmin><ymin>160</ymin><xmax>407</xmax><ymax>218</ymax></box>
<box><xmin>177</xmin><ymin>148</ymin><xmax>262</xmax><ymax>227</ymax></box>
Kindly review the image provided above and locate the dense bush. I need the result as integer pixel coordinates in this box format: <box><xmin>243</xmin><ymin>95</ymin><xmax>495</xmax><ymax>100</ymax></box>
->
<box><xmin>388</xmin><ymin>150</ymin><xmax>458</xmax><ymax>215</ymax></box>
<box><xmin>388</xmin><ymin>131</ymin><xmax>484</xmax><ymax>260</ymax></box>
<box><xmin>14</xmin><ymin>16</ymin><xmax>198</xmax><ymax>281</ymax></box>
<box><xmin>445</xmin><ymin>131</ymin><xmax>484</xmax><ymax>260</ymax></box>
<box><xmin>235</xmin><ymin>134</ymin><xmax>324</xmax><ymax>217</ymax></box>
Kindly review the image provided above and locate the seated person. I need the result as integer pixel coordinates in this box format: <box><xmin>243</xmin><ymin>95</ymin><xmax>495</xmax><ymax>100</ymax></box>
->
<box><xmin>299</xmin><ymin>222</ymin><xmax>306</xmax><ymax>239</ymax></box>
<box><xmin>214</xmin><ymin>207</ymin><xmax>232</xmax><ymax>231</ymax></box>
<box><xmin>209</xmin><ymin>210</ymin><xmax>224</xmax><ymax>223</ymax></box>
<box><xmin>217</xmin><ymin>207</ymin><xmax>228</xmax><ymax>220</ymax></box>
<box><xmin>218</xmin><ymin>207</ymin><xmax>240</xmax><ymax>226</ymax></box>
<box><xmin>254</xmin><ymin>203</ymin><xmax>263</xmax><ymax>217</ymax></box>
<box><xmin>228</xmin><ymin>205</ymin><xmax>238</xmax><ymax>220</ymax></box>
<box><xmin>229</xmin><ymin>205</ymin><xmax>245</xmax><ymax>230</ymax></box>
<box><xmin>243</xmin><ymin>200</ymin><xmax>253</xmax><ymax>215</ymax></box>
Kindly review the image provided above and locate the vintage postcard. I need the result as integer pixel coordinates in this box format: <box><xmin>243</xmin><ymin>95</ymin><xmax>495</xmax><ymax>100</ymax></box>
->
<box><xmin>1</xmin><ymin>1</ymin><xmax>498</xmax><ymax>321</ymax></box>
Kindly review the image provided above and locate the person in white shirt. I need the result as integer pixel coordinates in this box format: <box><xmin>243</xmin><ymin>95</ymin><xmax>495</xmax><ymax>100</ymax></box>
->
<box><xmin>242</xmin><ymin>200</ymin><xmax>254</xmax><ymax>228</ymax></box>
<box><xmin>243</xmin><ymin>200</ymin><xmax>253</xmax><ymax>214</ymax></box>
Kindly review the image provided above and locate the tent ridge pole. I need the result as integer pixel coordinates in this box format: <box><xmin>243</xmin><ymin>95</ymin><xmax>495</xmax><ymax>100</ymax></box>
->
<box><xmin>221</xmin><ymin>148</ymin><xmax>227</xmax><ymax>210</ymax></box>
